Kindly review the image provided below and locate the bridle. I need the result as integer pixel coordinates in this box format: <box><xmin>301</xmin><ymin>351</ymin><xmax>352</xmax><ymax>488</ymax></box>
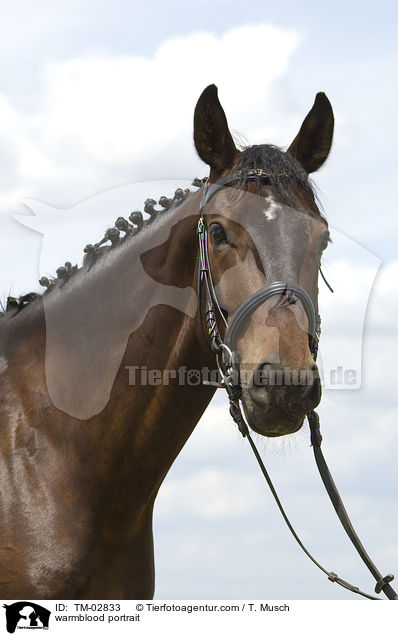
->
<box><xmin>197</xmin><ymin>169</ymin><xmax>321</xmax><ymax>361</ymax></box>
<box><xmin>197</xmin><ymin>169</ymin><xmax>397</xmax><ymax>601</ymax></box>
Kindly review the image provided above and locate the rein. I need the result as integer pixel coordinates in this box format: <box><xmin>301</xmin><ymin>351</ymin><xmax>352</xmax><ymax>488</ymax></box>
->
<box><xmin>197</xmin><ymin>170</ymin><xmax>397</xmax><ymax>601</ymax></box>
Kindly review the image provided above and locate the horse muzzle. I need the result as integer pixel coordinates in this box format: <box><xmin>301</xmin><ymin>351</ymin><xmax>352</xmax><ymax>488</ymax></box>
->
<box><xmin>224</xmin><ymin>281</ymin><xmax>321</xmax><ymax>437</ymax></box>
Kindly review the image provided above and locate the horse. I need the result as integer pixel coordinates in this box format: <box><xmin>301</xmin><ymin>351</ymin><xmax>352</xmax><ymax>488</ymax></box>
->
<box><xmin>0</xmin><ymin>84</ymin><xmax>334</xmax><ymax>599</ymax></box>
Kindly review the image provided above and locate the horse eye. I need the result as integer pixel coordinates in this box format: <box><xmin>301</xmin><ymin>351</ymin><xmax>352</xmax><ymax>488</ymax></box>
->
<box><xmin>209</xmin><ymin>223</ymin><xmax>227</xmax><ymax>245</ymax></box>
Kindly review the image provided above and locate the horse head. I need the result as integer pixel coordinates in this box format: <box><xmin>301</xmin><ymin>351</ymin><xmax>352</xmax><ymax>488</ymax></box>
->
<box><xmin>194</xmin><ymin>85</ymin><xmax>334</xmax><ymax>437</ymax></box>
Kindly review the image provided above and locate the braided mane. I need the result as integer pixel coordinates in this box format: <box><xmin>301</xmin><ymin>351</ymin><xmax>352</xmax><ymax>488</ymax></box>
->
<box><xmin>0</xmin><ymin>145</ymin><xmax>320</xmax><ymax>320</ymax></box>
<box><xmin>0</xmin><ymin>178</ymin><xmax>205</xmax><ymax>318</ymax></box>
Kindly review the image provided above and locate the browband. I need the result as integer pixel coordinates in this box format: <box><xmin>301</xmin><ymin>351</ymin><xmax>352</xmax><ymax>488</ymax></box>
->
<box><xmin>199</xmin><ymin>169</ymin><xmax>288</xmax><ymax>216</ymax></box>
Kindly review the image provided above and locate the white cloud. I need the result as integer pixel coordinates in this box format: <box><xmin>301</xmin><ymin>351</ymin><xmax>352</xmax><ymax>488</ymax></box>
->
<box><xmin>0</xmin><ymin>23</ymin><xmax>300</xmax><ymax>214</ymax></box>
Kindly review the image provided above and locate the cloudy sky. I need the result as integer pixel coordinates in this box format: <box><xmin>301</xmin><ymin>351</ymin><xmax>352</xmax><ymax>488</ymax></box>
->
<box><xmin>0</xmin><ymin>0</ymin><xmax>397</xmax><ymax>600</ymax></box>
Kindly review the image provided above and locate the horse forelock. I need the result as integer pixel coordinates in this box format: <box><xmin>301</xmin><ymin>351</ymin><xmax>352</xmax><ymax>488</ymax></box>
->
<box><xmin>232</xmin><ymin>144</ymin><xmax>323</xmax><ymax>216</ymax></box>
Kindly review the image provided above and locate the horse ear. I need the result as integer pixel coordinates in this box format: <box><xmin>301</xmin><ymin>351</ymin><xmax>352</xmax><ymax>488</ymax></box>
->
<box><xmin>194</xmin><ymin>84</ymin><xmax>238</xmax><ymax>176</ymax></box>
<box><xmin>287</xmin><ymin>92</ymin><xmax>334</xmax><ymax>173</ymax></box>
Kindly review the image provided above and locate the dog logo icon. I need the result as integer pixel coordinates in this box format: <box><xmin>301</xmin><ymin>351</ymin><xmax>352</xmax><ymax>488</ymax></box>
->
<box><xmin>3</xmin><ymin>602</ymin><xmax>50</xmax><ymax>633</ymax></box>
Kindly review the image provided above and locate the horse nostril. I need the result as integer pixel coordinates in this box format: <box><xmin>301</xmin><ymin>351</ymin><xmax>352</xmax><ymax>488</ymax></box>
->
<box><xmin>258</xmin><ymin>361</ymin><xmax>274</xmax><ymax>370</ymax></box>
<box><xmin>252</xmin><ymin>361</ymin><xmax>278</xmax><ymax>388</ymax></box>
<box><xmin>251</xmin><ymin>360</ymin><xmax>320</xmax><ymax>391</ymax></box>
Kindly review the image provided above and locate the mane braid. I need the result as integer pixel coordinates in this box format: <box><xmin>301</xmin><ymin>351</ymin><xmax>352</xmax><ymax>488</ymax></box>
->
<box><xmin>0</xmin><ymin>179</ymin><xmax>206</xmax><ymax>318</ymax></box>
<box><xmin>0</xmin><ymin>149</ymin><xmax>317</xmax><ymax>319</ymax></box>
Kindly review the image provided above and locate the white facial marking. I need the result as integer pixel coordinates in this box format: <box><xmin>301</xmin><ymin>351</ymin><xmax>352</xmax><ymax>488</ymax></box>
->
<box><xmin>263</xmin><ymin>197</ymin><xmax>278</xmax><ymax>221</ymax></box>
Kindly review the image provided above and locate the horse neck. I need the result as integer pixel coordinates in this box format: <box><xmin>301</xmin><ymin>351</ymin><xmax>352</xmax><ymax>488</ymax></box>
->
<box><xmin>35</xmin><ymin>187</ymin><xmax>214</xmax><ymax>466</ymax></box>
<box><xmin>83</xmin><ymin>190</ymin><xmax>218</xmax><ymax>502</ymax></box>
<box><xmin>1</xmin><ymin>189</ymin><xmax>215</xmax><ymax>508</ymax></box>
<box><xmin>111</xmin><ymin>189</ymin><xmax>217</xmax><ymax>458</ymax></box>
